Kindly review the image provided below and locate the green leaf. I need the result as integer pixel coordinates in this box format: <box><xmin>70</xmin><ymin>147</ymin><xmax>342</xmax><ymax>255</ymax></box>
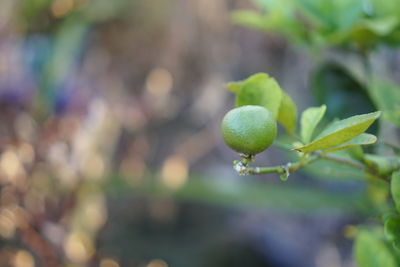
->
<box><xmin>369</xmin><ymin>78</ymin><xmax>400</xmax><ymax>127</ymax></box>
<box><xmin>300</xmin><ymin>105</ymin><xmax>326</xmax><ymax>144</ymax></box>
<box><xmin>277</xmin><ymin>92</ymin><xmax>297</xmax><ymax>135</ymax></box>
<box><xmin>371</xmin><ymin>0</ymin><xmax>400</xmax><ymax>18</ymax></box>
<box><xmin>224</xmin><ymin>81</ymin><xmax>243</xmax><ymax>93</ymax></box>
<box><xmin>354</xmin><ymin>17</ymin><xmax>398</xmax><ymax>37</ymax></box>
<box><xmin>391</xmin><ymin>171</ymin><xmax>400</xmax><ymax>213</ymax></box>
<box><xmin>334</xmin><ymin>0</ymin><xmax>364</xmax><ymax>31</ymax></box>
<box><xmin>365</xmin><ymin>155</ymin><xmax>400</xmax><ymax>176</ymax></box>
<box><xmin>21</xmin><ymin>0</ymin><xmax>53</xmax><ymax>21</ymax></box>
<box><xmin>323</xmin><ymin>133</ymin><xmax>377</xmax><ymax>153</ymax></box>
<box><xmin>385</xmin><ymin>215</ymin><xmax>400</xmax><ymax>251</ymax></box>
<box><xmin>231</xmin><ymin>11</ymin><xmax>268</xmax><ymax>31</ymax></box>
<box><xmin>354</xmin><ymin>230</ymin><xmax>397</xmax><ymax>267</ymax></box>
<box><xmin>230</xmin><ymin>73</ymin><xmax>297</xmax><ymax>133</ymax></box>
<box><xmin>297</xmin><ymin>0</ymin><xmax>363</xmax><ymax>32</ymax></box>
<box><xmin>232</xmin><ymin>4</ymin><xmax>307</xmax><ymax>44</ymax></box>
<box><xmin>347</xmin><ymin>145</ymin><xmax>365</xmax><ymax>162</ymax></box>
<box><xmin>384</xmin><ymin>215</ymin><xmax>400</xmax><ymax>244</ymax></box>
<box><xmin>295</xmin><ymin>111</ymin><xmax>381</xmax><ymax>153</ymax></box>
<box><xmin>349</xmin><ymin>16</ymin><xmax>399</xmax><ymax>48</ymax></box>
<box><xmin>235</xmin><ymin>73</ymin><xmax>283</xmax><ymax>118</ymax></box>
<box><xmin>366</xmin><ymin>176</ymin><xmax>390</xmax><ymax>208</ymax></box>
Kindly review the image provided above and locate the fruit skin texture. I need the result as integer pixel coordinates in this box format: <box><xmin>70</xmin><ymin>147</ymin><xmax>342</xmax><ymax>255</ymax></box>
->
<box><xmin>221</xmin><ymin>105</ymin><xmax>277</xmax><ymax>155</ymax></box>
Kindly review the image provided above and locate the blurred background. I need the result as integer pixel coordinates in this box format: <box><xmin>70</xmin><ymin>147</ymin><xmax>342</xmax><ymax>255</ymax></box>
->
<box><xmin>0</xmin><ymin>0</ymin><xmax>399</xmax><ymax>266</ymax></box>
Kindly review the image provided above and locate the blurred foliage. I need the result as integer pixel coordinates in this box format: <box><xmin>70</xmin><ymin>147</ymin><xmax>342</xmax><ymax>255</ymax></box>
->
<box><xmin>108</xmin><ymin>173</ymin><xmax>366</xmax><ymax>216</ymax></box>
<box><xmin>369</xmin><ymin>78</ymin><xmax>400</xmax><ymax>127</ymax></box>
<box><xmin>354</xmin><ymin>228</ymin><xmax>398</xmax><ymax>267</ymax></box>
<box><xmin>311</xmin><ymin>62</ymin><xmax>376</xmax><ymax>122</ymax></box>
<box><xmin>232</xmin><ymin>0</ymin><xmax>400</xmax><ymax>50</ymax></box>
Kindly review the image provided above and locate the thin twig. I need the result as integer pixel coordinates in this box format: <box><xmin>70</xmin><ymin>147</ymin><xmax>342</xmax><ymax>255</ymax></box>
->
<box><xmin>321</xmin><ymin>153</ymin><xmax>366</xmax><ymax>172</ymax></box>
<box><xmin>238</xmin><ymin>154</ymin><xmax>319</xmax><ymax>175</ymax></box>
<box><xmin>234</xmin><ymin>151</ymin><xmax>391</xmax><ymax>182</ymax></box>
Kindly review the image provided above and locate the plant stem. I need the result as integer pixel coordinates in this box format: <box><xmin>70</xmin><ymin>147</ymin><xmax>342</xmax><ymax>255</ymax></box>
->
<box><xmin>241</xmin><ymin>154</ymin><xmax>319</xmax><ymax>175</ymax></box>
<box><xmin>321</xmin><ymin>153</ymin><xmax>366</xmax><ymax>172</ymax></box>
<box><xmin>236</xmin><ymin>152</ymin><xmax>371</xmax><ymax>177</ymax></box>
<box><xmin>360</xmin><ymin>49</ymin><xmax>372</xmax><ymax>84</ymax></box>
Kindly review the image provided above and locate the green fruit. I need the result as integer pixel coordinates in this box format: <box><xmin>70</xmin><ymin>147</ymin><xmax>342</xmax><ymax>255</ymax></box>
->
<box><xmin>221</xmin><ymin>105</ymin><xmax>277</xmax><ymax>155</ymax></box>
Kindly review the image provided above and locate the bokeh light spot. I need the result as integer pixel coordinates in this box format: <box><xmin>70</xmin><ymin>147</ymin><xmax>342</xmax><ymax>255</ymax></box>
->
<box><xmin>146</xmin><ymin>68</ymin><xmax>173</xmax><ymax>97</ymax></box>
<box><xmin>147</xmin><ymin>259</ymin><xmax>168</xmax><ymax>267</ymax></box>
<box><xmin>17</xmin><ymin>143</ymin><xmax>35</xmax><ymax>166</ymax></box>
<box><xmin>161</xmin><ymin>155</ymin><xmax>188</xmax><ymax>190</ymax></box>
<box><xmin>81</xmin><ymin>153</ymin><xmax>105</xmax><ymax>180</ymax></box>
<box><xmin>64</xmin><ymin>232</ymin><xmax>94</xmax><ymax>263</ymax></box>
<box><xmin>100</xmin><ymin>258</ymin><xmax>120</xmax><ymax>267</ymax></box>
<box><xmin>13</xmin><ymin>250</ymin><xmax>35</xmax><ymax>267</ymax></box>
<box><xmin>0</xmin><ymin>208</ymin><xmax>16</xmax><ymax>239</ymax></box>
<box><xmin>0</xmin><ymin>149</ymin><xmax>23</xmax><ymax>182</ymax></box>
<box><xmin>81</xmin><ymin>195</ymin><xmax>107</xmax><ymax>230</ymax></box>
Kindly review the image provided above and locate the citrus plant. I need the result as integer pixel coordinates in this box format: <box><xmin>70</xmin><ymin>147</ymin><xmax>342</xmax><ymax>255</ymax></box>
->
<box><xmin>222</xmin><ymin>72</ymin><xmax>400</xmax><ymax>265</ymax></box>
<box><xmin>225</xmin><ymin>1</ymin><xmax>400</xmax><ymax>265</ymax></box>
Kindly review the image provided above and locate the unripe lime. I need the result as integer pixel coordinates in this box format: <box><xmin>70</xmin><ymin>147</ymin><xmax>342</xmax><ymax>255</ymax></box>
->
<box><xmin>221</xmin><ymin>105</ymin><xmax>277</xmax><ymax>155</ymax></box>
